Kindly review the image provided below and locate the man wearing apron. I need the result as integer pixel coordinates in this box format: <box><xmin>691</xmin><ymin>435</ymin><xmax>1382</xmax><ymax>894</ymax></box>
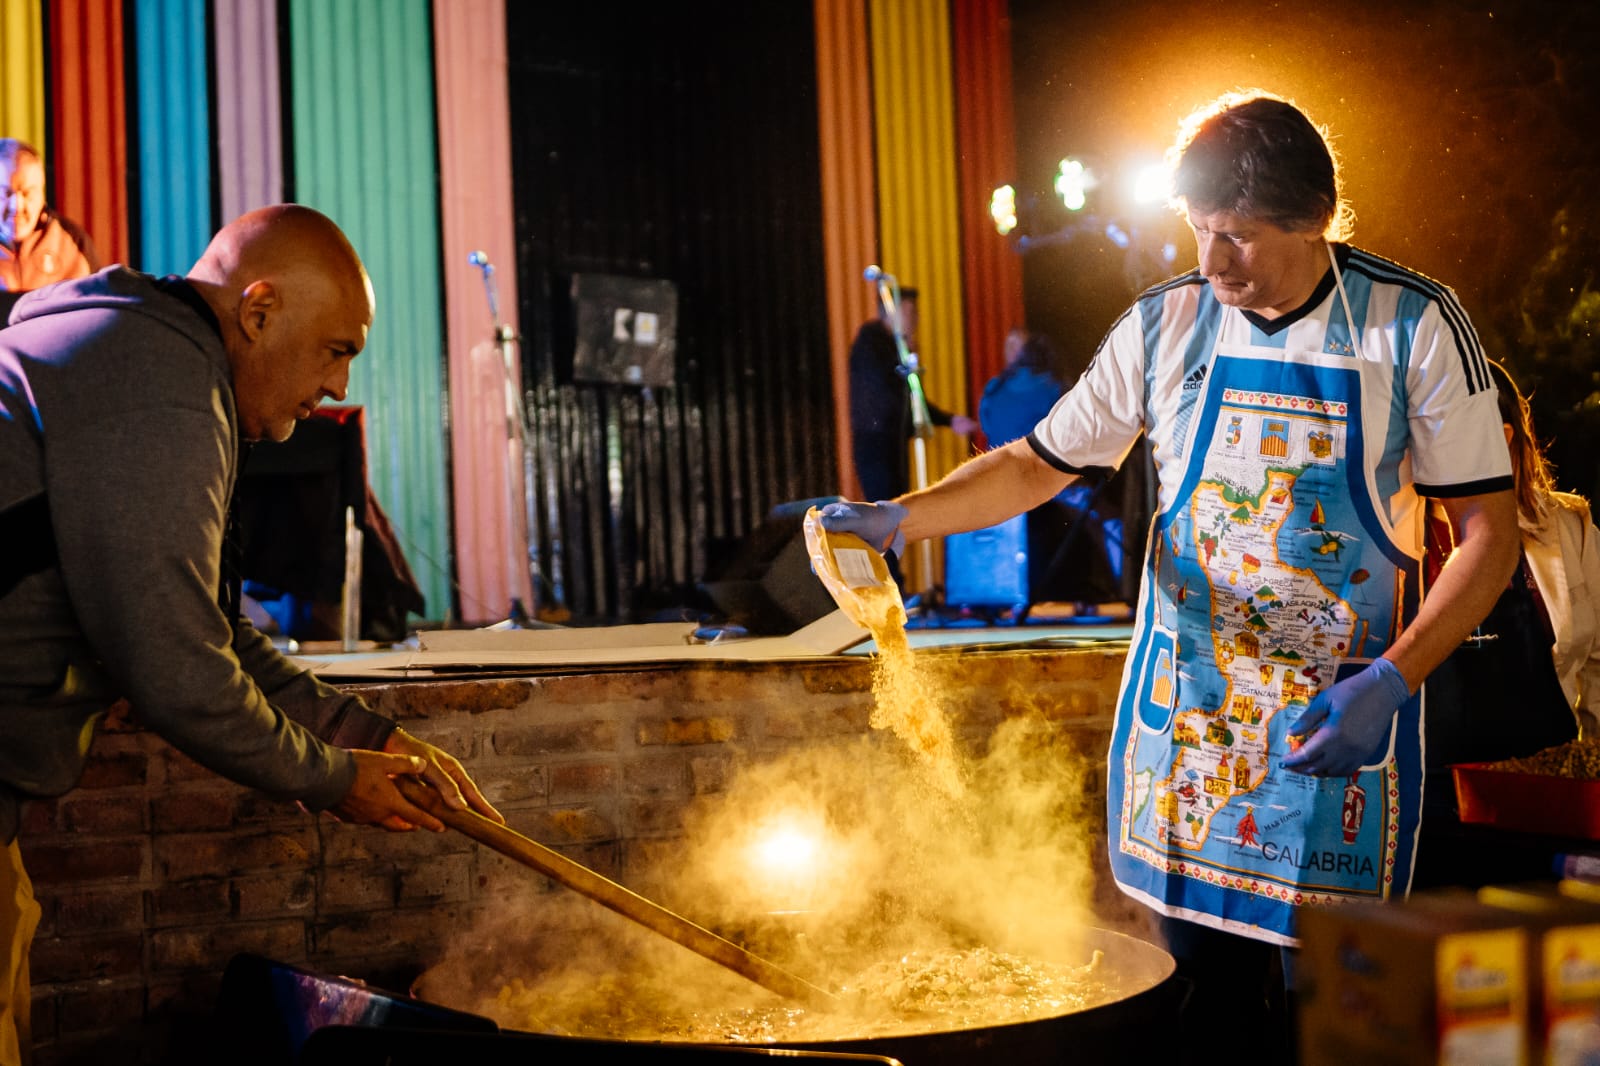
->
<box><xmin>821</xmin><ymin>92</ymin><xmax>1520</xmax><ymax>1053</ymax></box>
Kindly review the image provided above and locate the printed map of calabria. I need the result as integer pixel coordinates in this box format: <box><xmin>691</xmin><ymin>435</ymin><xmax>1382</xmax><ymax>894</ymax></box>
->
<box><xmin>1152</xmin><ymin>466</ymin><xmax>1357</xmax><ymax>848</ymax></box>
<box><xmin>1127</xmin><ymin>384</ymin><xmax>1393</xmax><ymax>870</ymax></box>
<box><xmin>1119</xmin><ymin>376</ymin><xmax>1410</xmax><ymax>918</ymax></box>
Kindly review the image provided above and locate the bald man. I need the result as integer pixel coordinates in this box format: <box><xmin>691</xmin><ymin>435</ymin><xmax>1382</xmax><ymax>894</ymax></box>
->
<box><xmin>0</xmin><ymin>205</ymin><xmax>497</xmax><ymax>1065</ymax></box>
<box><xmin>0</xmin><ymin>139</ymin><xmax>98</xmax><ymax>293</ymax></box>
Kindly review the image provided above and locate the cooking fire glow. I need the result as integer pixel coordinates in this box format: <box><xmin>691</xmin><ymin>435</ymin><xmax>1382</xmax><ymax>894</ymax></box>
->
<box><xmin>426</xmin><ymin>525</ymin><xmax>1121</xmax><ymax>1045</ymax></box>
<box><xmin>744</xmin><ymin>813</ymin><xmax>831</xmax><ymax>911</ymax></box>
<box><xmin>752</xmin><ymin>819</ymin><xmax>817</xmax><ymax>874</ymax></box>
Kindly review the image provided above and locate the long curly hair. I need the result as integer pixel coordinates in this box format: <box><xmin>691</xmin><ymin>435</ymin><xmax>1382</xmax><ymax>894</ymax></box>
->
<box><xmin>1489</xmin><ymin>359</ymin><xmax>1557</xmax><ymax>529</ymax></box>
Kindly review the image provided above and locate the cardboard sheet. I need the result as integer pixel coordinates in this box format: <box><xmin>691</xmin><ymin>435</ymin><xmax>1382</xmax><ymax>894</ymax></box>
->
<box><xmin>291</xmin><ymin>609</ymin><xmax>871</xmax><ymax>679</ymax></box>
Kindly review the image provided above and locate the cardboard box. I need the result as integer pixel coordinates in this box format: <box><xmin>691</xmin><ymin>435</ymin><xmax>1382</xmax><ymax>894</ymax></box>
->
<box><xmin>1297</xmin><ymin>890</ymin><xmax>1530</xmax><ymax>1065</ymax></box>
<box><xmin>1479</xmin><ymin>883</ymin><xmax>1600</xmax><ymax>1065</ymax></box>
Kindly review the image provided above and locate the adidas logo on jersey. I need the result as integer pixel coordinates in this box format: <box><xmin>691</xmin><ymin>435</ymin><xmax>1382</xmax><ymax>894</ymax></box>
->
<box><xmin>1181</xmin><ymin>365</ymin><xmax>1207</xmax><ymax>391</ymax></box>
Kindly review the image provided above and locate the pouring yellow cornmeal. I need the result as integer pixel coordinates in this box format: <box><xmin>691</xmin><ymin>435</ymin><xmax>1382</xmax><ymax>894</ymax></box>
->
<box><xmin>802</xmin><ymin>508</ymin><xmax>964</xmax><ymax>798</ymax></box>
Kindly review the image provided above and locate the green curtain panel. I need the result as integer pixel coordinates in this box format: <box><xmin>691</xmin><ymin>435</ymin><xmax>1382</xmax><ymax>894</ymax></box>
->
<box><xmin>287</xmin><ymin>0</ymin><xmax>451</xmax><ymax>619</ymax></box>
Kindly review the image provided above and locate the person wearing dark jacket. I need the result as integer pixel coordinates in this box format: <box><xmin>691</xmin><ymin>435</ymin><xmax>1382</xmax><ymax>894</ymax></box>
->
<box><xmin>848</xmin><ymin>287</ymin><xmax>976</xmax><ymax>502</ymax></box>
<box><xmin>0</xmin><ymin>204</ymin><xmax>500</xmax><ymax>1066</ymax></box>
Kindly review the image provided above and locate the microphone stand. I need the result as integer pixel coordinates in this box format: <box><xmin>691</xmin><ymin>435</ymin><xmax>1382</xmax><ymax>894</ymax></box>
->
<box><xmin>866</xmin><ymin>267</ymin><xmax>936</xmax><ymax>604</ymax></box>
<box><xmin>470</xmin><ymin>251</ymin><xmax>539</xmax><ymax>626</ymax></box>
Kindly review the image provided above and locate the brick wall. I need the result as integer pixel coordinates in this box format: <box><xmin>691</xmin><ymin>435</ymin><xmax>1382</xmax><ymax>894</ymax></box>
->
<box><xmin>18</xmin><ymin>645</ymin><xmax>1132</xmax><ymax>1064</ymax></box>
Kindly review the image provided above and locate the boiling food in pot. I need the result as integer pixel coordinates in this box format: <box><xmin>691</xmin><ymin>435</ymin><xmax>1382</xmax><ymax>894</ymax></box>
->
<box><xmin>490</xmin><ymin>945</ymin><xmax>1116</xmax><ymax>1043</ymax></box>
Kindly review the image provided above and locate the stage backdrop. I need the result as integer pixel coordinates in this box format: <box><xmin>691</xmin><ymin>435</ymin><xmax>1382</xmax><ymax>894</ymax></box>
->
<box><xmin>502</xmin><ymin>1</ymin><xmax>839</xmax><ymax>622</ymax></box>
<box><xmin>0</xmin><ymin>0</ymin><xmax>1033</xmax><ymax>625</ymax></box>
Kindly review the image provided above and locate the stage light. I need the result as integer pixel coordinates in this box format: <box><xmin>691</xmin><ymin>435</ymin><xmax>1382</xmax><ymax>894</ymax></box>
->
<box><xmin>989</xmin><ymin>184</ymin><xmax>1018</xmax><ymax>236</ymax></box>
<box><xmin>1055</xmin><ymin>158</ymin><xmax>1089</xmax><ymax>211</ymax></box>
<box><xmin>1131</xmin><ymin>163</ymin><xmax>1169</xmax><ymax>206</ymax></box>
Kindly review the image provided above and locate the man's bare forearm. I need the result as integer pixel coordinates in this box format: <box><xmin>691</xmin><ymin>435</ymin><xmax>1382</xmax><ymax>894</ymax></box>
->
<box><xmin>896</xmin><ymin>439</ymin><xmax>1075</xmax><ymax>543</ymax></box>
<box><xmin>1384</xmin><ymin>490</ymin><xmax>1520</xmax><ymax>691</ymax></box>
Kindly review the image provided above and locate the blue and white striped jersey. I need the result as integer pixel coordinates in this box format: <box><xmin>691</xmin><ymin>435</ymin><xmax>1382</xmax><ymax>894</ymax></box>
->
<box><xmin>1029</xmin><ymin>243</ymin><xmax>1510</xmax><ymax>531</ymax></box>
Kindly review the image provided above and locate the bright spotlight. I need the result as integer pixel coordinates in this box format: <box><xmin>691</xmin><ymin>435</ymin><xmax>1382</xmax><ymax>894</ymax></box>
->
<box><xmin>1131</xmin><ymin>163</ymin><xmax>1169</xmax><ymax>206</ymax></box>
<box><xmin>989</xmin><ymin>184</ymin><xmax>1018</xmax><ymax>236</ymax></box>
<box><xmin>1055</xmin><ymin>158</ymin><xmax>1089</xmax><ymax>211</ymax></box>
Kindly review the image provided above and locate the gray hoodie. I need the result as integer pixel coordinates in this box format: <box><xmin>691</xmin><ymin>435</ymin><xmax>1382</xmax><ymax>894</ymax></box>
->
<box><xmin>0</xmin><ymin>267</ymin><xmax>394</xmax><ymax>842</ymax></box>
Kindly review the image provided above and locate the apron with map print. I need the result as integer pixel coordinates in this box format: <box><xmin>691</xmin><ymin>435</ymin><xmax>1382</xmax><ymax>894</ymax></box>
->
<box><xmin>1107</xmin><ymin>345</ymin><xmax>1422</xmax><ymax>946</ymax></box>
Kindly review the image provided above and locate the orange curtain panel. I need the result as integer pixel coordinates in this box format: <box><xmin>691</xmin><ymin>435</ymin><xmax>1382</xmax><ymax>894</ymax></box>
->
<box><xmin>47</xmin><ymin>0</ymin><xmax>130</xmax><ymax>269</ymax></box>
<box><xmin>952</xmin><ymin>0</ymin><xmax>1026</xmax><ymax>446</ymax></box>
<box><xmin>813</xmin><ymin>0</ymin><xmax>880</xmax><ymax>501</ymax></box>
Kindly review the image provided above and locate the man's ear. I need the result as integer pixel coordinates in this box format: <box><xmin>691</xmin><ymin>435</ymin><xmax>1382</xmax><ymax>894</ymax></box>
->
<box><xmin>237</xmin><ymin>280</ymin><xmax>279</xmax><ymax>342</ymax></box>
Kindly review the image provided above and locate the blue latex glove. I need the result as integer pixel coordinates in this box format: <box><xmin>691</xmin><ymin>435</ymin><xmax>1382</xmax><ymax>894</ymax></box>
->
<box><xmin>818</xmin><ymin>500</ymin><xmax>908</xmax><ymax>558</ymax></box>
<box><xmin>1282</xmin><ymin>658</ymin><xmax>1411</xmax><ymax>777</ymax></box>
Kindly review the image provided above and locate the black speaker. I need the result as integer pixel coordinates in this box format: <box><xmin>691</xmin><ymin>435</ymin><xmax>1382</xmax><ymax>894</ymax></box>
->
<box><xmin>698</xmin><ymin>499</ymin><xmax>840</xmax><ymax>635</ymax></box>
<box><xmin>235</xmin><ymin>408</ymin><xmax>426</xmax><ymax>641</ymax></box>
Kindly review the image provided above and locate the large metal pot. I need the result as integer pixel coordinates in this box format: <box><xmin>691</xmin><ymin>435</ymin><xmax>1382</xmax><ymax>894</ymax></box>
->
<box><xmin>413</xmin><ymin>926</ymin><xmax>1181</xmax><ymax>1066</ymax></box>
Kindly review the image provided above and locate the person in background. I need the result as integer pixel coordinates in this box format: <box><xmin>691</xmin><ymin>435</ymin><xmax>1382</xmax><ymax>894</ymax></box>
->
<box><xmin>821</xmin><ymin>91</ymin><xmax>1519</xmax><ymax>1058</ymax></box>
<box><xmin>848</xmin><ymin>285</ymin><xmax>977</xmax><ymax>503</ymax></box>
<box><xmin>979</xmin><ymin>328</ymin><xmax>1124</xmax><ymax>601</ymax></box>
<box><xmin>1413</xmin><ymin>358</ymin><xmax>1600</xmax><ymax>888</ymax></box>
<box><xmin>1492</xmin><ymin>361</ymin><xmax>1600</xmax><ymax>734</ymax></box>
<box><xmin>978</xmin><ymin>328</ymin><xmax>1062</xmax><ymax>449</ymax></box>
<box><xmin>0</xmin><ymin>139</ymin><xmax>98</xmax><ymax>294</ymax></box>
<box><xmin>0</xmin><ymin>204</ymin><xmax>500</xmax><ymax>1066</ymax></box>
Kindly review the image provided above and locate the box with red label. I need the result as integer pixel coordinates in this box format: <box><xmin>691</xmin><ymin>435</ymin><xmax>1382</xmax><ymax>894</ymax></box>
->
<box><xmin>1297</xmin><ymin>890</ymin><xmax>1530</xmax><ymax>1066</ymax></box>
<box><xmin>1479</xmin><ymin>883</ymin><xmax>1600</xmax><ymax>1064</ymax></box>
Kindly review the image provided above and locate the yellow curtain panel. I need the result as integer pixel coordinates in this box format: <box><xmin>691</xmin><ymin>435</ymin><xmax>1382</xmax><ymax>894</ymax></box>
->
<box><xmin>870</xmin><ymin>0</ymin><xmax>970</xmax><ymax>490</ymax></box>
<box><xmin>0</xmin><ymin>0</ymin><xmax>46</xmax><ymax>152</ymax></box>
